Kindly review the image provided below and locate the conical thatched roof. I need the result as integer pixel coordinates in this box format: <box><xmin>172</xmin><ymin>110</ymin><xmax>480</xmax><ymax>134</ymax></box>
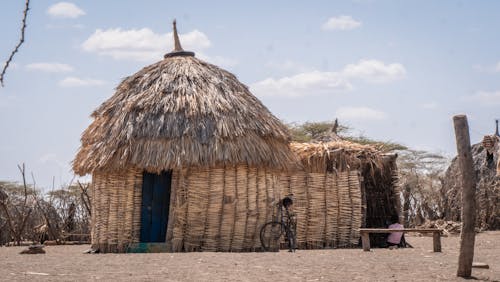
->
<box><xmin>73</xmin><ymin>22</ymin><xmax>295</xmax><ymax>175</ymax></box>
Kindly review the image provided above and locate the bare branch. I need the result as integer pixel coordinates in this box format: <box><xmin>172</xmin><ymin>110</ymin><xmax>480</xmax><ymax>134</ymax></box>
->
<box><xmin>77</xmin><ymin>181</ymin><xmax>92</xmax><ymax>216</ymax></box>
<box><xmin>30</xmin><ymin>171</ymin><xmax>36</xmax><ymax>190</ymax></box>
<box><xmin>17</xmin><ymin>163</ymin><xmax>28</xmax><ymax>207</ymax></box>
<box><xmin>0</xmin><ymin>0</ymin><xmax>31</xmax><ymax>87</ymax></box>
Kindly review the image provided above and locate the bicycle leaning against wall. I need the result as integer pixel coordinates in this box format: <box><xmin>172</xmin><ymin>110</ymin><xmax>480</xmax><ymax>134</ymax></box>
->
<box><xmin>260</xmin><ymin>195</ymin><xmax>297</xmax><ymax>252</ymax></box>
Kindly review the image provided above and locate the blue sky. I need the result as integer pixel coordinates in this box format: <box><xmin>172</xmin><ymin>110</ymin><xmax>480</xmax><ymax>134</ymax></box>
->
<box><xmin>1</xmin><ymin>1</ymin><xmax>499</xmax><ymax>189</ymax></box>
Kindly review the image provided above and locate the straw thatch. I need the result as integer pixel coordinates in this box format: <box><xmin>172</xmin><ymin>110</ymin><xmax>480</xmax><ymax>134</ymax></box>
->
<box><xmin>72</xmin><ymin>56</ymin><xmax>295</xmax><ymax>175</ymax></box>
<box><xmin>290</xmin><ymin>141</ymin><xmax>385</xmax><ymax>173</ymax></box>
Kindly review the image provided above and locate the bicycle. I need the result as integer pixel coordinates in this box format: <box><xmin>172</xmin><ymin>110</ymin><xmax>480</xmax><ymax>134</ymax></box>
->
<box><xmin>260</xmin><ymin>195</ymin><xmax>297</xmax><ymax>252</ymax></box>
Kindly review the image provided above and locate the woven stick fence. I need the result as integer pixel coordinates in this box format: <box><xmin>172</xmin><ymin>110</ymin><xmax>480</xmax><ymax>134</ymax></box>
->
<box><xmin>279</xmin><ymin>170</ymin><xmax>362</xmax><ymax>249</ymax></box>
<box><xmin>170</xmin><ymin>165</ymin><xmax>281</xmax><ymax>252</ymax></box>
<box><xmin>91</xmin><ymin>168</ymin><xmax>142</xmax><ymax>253</ymax></box>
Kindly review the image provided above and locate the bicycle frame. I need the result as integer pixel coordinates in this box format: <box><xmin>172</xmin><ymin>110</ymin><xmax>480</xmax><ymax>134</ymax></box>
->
<box><xmin>271</xmin><ymin>200</ymin><xmax>296</xmax><ymax>251</ymax></box>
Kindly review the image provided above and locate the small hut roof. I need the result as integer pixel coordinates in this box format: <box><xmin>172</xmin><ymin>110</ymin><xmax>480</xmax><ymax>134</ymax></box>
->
<box><xmin>73</xmin><ymin>23</ymin><xmax>295</xmax><ymax>175</ymax></box>
<box><xmin>291</xmin><ymin>141</ymin><xmax>391</xmax><ymax>173</ymax></box>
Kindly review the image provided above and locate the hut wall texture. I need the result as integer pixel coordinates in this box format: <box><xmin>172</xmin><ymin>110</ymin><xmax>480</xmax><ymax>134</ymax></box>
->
<box><xmin>280</xmin><ymin>170</ymin><xmax>362</xmax><ymax>249</ymax></box>
<box><xmin>89</xmin><ymin>164</ymin><xmax>392</xmax><ymax>252</ymax></box>
<box><xmin>170</xmin><ymin>165</ymin><xmax>281</xmax><ymax>252</ymax></box>
<box><xmin>91</xmin><ymin>165</ymin><xmax>281</xmax><ymax>253</ymax></box>
<box><xmin>90</xmin><ymin>168</ymin><xmax>143</xmax><ymax>253</ymax></box>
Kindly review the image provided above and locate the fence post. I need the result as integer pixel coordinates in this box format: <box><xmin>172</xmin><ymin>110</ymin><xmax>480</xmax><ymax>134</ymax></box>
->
<box><xmin>453</xmin><ymin>115</ymin><xmax>476</xmax><ymax>278</ymax></box>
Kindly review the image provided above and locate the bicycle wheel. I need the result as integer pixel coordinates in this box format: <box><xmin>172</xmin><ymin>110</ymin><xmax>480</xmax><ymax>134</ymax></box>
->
<box><xmin>260</xmin><ymin>221</ymin><xmax>285</xmax><ymax>251</ymax></box>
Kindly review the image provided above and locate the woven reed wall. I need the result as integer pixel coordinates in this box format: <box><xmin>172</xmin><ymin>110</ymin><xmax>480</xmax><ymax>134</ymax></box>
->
<box><xmin>170</xmin><ymin>165</ymin><xmax>281</xmax><ymax>252</ymax></box>
<box><xmin>89</xmin><ymin>166</ymin><xmax>371</xmax><ymax>252</ymax></box>
<box><xmin>90</xmin><ymin>168</ymin><xmax>143</xmax><ymax>253</ymax></box>
<box><xmin>280</xmin><ymin>170</ymin><xmax>362</xmax><ymax>249</ymax></box>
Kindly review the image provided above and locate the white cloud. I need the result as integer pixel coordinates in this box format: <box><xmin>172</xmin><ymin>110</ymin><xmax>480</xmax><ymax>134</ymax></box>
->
<box><xmin>322</xmin><ymin>16</ymin><xmax>362</xmax><ymax>31</ymax></box>
<box><xmin>464</xmin><ymin>91</ymin><xmax>500</xmax><ymax>106</ymax></box>
<box><xmin>251</xmin><ymin>59</ymin><xmax>405</xmax><ymax>97</ymax></box>
<box><xmin>335</xmin><ymin>106</ymin><xmax>388</xmax><ymax>120</ymax></box>
<box><xmin>59</xmin><ymin>77</ymin><xmax>106</xmax><ymax>87</ymax></box>
<box><xmin>82</xmin><ymin>28</ymin><xmax>211</xmax><ymax>61</ymax></box>
<box><xmin>473</xmin><ymin>62</ymin><xmax>500</xmax><ymax>73</ymax></box>
<box><xmin>47</xmin><ymin>2</ymin><xmax>85</xmax><ymax>19</ymax></box>
<box><xmin>26</xmin><ymin>62</ymin><xmax>74</xmax><ymax>73</ymax></box>
<box><xmin>495</xmin><ymin>62</ymin><xmax>500</xmax><ymax>72</ymax></box>
<box><xmin>342</xmin><ymin>59</ymin><xmax>406</xmax><ymax>83</ymax></box>
<box><xmin>251</xmin><ymin>71</ymin><xmax>352</xmax><ymax>97</ymax></box>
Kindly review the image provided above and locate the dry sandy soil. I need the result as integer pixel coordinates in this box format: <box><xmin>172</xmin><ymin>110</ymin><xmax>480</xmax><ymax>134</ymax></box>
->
<box><xmin>0</xmin><ymin>231</ymin><xmax>498</xmax><ymax>281</ymax></box>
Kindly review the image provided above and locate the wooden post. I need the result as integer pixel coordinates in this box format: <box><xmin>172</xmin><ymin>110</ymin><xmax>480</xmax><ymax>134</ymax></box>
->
<box><xmin>453</xmin><ymin>115</ymin><xmax>476</xmax><ymax>278</ymax></box>
<box><xmin>165</xmin><ymin>172</ymin><xmax>177</xmax><ymax>252</ymax></box>
<box><xmin>433</xmin><ymin>231</ymin><xmax>441</xmax><ymax>252</ymax></box>
<box><xmin>361</xmin><ymin>231</ymin><xmax>371</xmax><ymax>251</ymax></box>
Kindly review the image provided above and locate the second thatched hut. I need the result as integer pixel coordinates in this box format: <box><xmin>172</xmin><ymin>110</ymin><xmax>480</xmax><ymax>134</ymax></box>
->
<box><xmin>280</xmin><ymin>140</ymin><xmax>400</xmax><ymax>249</ymax></box>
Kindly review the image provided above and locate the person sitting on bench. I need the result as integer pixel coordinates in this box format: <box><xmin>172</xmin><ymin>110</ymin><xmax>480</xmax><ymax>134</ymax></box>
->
<box><xmin>386</xmin><ymin>214</ymin><xmax>404</xmax><ymax>248</ymax></box>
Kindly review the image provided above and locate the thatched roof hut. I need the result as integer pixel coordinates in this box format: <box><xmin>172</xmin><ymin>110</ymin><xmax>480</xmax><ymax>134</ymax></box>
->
<box><xmin>279</xmin><ymin>141</ymin><xmax>400</xmax><ymax>249</ymax></box>
<box><xmin>73</xmin><ymin>21</ymin><xmax>296</xmax><ymax>253</ymax></box>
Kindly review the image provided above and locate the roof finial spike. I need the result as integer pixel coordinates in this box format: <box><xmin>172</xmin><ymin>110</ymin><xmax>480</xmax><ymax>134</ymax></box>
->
<box><xmin>164</xmin><ymin>20</ymin><xmax>195</xmax><ymax>58</ymax></box>
<box><xmin>172</xmin><ymin>19</ymin><xmax>183</xmax><ymax>51</ymax></box>
<box><xmin>495</xmin><ymin>119</ymin><xmax>499</xmax><ymax>136</ymax></box>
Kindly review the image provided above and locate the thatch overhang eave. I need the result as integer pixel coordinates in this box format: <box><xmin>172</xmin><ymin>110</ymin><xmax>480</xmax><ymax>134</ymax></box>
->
<box><xmin>73</xmin><ymin>135</ymin><xmax>298</xmax><ymax>176</ymax></box>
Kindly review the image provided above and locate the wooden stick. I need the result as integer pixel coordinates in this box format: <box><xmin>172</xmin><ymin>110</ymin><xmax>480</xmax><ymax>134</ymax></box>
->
<box><xmin>165</xmin><ymin>171</ymin><xmax>176</xmax><ymax>252</ymax></box>
<box><xmin>433</xmin><ymin>231</ymin><xmax>441</xmax><ymax>252</ymax></box>
<box><xmin>453</xmin><ymin>115</ymin><xmax>476</xmax><ymax>278</ymax></box>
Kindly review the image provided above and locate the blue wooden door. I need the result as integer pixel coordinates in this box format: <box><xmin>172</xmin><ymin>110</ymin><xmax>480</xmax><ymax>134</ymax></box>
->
<box><xmin>140</xmin><ymin>171</ymin><xmax>172</xmax><ymax>242</ymax></box>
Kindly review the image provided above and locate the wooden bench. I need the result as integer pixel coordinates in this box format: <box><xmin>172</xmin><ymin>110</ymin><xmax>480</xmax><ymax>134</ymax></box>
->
<box><xmin>359</xmin><ymin>228</ymin><xmax>443</xmax><ymax>252</ymax></box>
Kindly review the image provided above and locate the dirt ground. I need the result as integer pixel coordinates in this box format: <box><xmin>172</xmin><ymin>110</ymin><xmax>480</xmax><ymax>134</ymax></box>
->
<box><xmin>0</xmin><ymin>232</ymin><xmax>498</xmax><ymax>282</ymax></box>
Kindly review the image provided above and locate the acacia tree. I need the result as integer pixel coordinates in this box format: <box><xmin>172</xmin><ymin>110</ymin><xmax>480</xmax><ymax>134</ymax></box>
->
<box><xmin>47</xmin><ymin>182</ymin><xmax>91</xmax><ymax>240</ymax></box>
<box><xmin>397</xmin><ymin>150</ymin><xmax>449</xmax><ymax>226</ymax></box>
<box><xmin>0</xmin><ymin>164</ymin><xmax>92</xmax><ymax>245</ymax></box>
<box><xmin>286</xmin><ymin>121</ymin><xmax>348</xmax><ymax>142</ymax></box>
